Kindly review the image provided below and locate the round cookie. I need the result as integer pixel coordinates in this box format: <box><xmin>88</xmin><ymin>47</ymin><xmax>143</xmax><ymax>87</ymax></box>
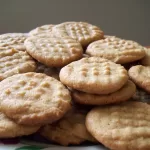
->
<box><xmin>60</xmin><ymin>57</ymin><xmax>128</xmax><ymax>94</ymax></box>
<box><xmin>25</xmin><ymin>36</ymin><xmax>83</xmax><ymax>67</ymax></box>
<box><xmin>29</xmin><ymin>24</ymin><xmax>55</xmax><ymax>37</ymax></box>
<box><xmin>52</xmin><ymin>22</ymin><xmax>104</xmax><ymax>47</ymax></box>
<box><xmin>72</xmin><ymin>80</ymin><xmax>136</xmax><ymax>105</ymax></box>
<box><xmin>40</xmin><ymin>108</ymin><xmax>96</xmax><ymax>146</ymax></box>
<box><xmin>0</xmin><ymin>111</ymin><xmax>40</xmax><ymax>138</ymax></box>
<box><xmin>0</xmin><ymin>47</ymin><xmax>36</xmax><ymax>81</ymax></box>
<box><xmin>141</xmin><ymin>48</ymin><xmax>150</xmax><ymax>66</ymax></box>
<box><xmin>0</xmin><ymin>72</ymin><xmax>71</xmax><ymax>125</ymax></box>
<box><xmin>86</xmin><ymin>101</ymin><xmax>150</xmax><ymax>150</ymax></box>
<box><xmin>86</xmin><ymin>36</ymin><xmax>146</xmax><ymax>64</ymax></box>
<box><xmin>128</xmin><ymin>65</ymin><xmax>150</xmax><ymax>93</ymax></box>
<box><xmin>0</xmin><ymin>33</ymin><xmax>27</xmax><ymax>51</ymax></box>
<box><xmin>36</xmin><ymin>62</ymin><xmax>60</xmax><ymax>80</ymax></box>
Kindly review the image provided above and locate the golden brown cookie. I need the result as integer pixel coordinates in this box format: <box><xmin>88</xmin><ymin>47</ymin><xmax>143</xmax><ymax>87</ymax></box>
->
<box><xmin>60</xmin><ymin>57</ymin><xmax>128</xmax><ymax>94</ymax></box>
<box><xmin>0</xmin><ymin>33</ymin><xmax>27</xmax><ymax>51</ymax></box>
<box><xmin>72</xmin><ymin>80</ymin><xmax>136</xmax><ymax>105</ymax></box>
<box><xmin>0</xmin><ymin>47</ymin><xmax>36</xmax><ymax>80</ymax></box>
<box><xmin>128</xmin><ymin>65</ymin><xmax>150</xmax><ymax>93</ymax></box>
<box><xmin>86</xmin><ymin>101</ymin><xmax>150</xmax><ymax>150</ymax></box>
<box><xmin>29</xmin><ymin>24</ymin><xmax>55</xmax><ymax>37</ymax></box>
<box><xmin>86</xmin><ymin>36</ymin><xmax>145</xmax><ymax>64</ymax></box>
<box><xmin>0</xmin><ymin>111</ymin><xmax>40</xmax><ymax>138</ymax></box>
<box><xmin>40</xmin><ymin>108</ymin><xmax>96</xmax><ymax>146</ymax></box>
<box><xmin>52</xmin><ymin>22</ymin><xmax>104</xmax><ymax>47</ymax></box>
<box><xmin>25</xmin><ymin>36</ymin><xmax>83</xmax><ymax>67</ymax></box>
<box><xmin>36</xmin><ymin>62</ymin><xmax>60</xmax><ymax>80</ymax></box>
<box><xmin>0</xmin><ymin>72</ymin><xmax>71</xmax><ymax>125</ymax></box>
<box><xmin>141</xmin><ymin>48</ymin><xmax>150</xmax><ymax>66</ymax></box>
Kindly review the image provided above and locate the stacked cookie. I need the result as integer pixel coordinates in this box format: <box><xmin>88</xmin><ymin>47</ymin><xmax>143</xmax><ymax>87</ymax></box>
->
<box><xmin>60</xmin><ymin>57</ymin><xmax>136</xmax><ymax>105</ymax></box>
<box><xmin>0</xmin><ymin>21</ymin><xmax>150</xmax><ymax>150</ymax></box>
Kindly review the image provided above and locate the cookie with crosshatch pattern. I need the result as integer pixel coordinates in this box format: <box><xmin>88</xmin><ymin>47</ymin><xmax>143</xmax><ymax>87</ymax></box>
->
<box><xmin>0</xmin><ymin>72</ymin><xmax>71</xmax><ymax>125</ymax></box>
<box><xmin>29</xmin><ymin>24</ymin><xmax>55</xmax><ymax>37</ymax></box>
<box><xmin>86</xmin><ymin>36</ymin><xmax>145</xmax><ymax>64</ymax></box>
<box><xmin>86</xmin><ymin>101</ymin><xmax>150</xmax><ymax>150</ymax></box>
<box><xmin>0</xmin><ymin>47</ymin><xmax>36</xmax><ymax>81</ymax></box>
<box><xmin>129</xmin><ymin>65</ymin><xmax>150</xmax><ymax>93</ymax></box>
<box><xmin>52</xmin><ymin>22</ymin><xmax>104</xmax><ymax>47</ymax></box>
<box><xmin>72</xmin><ymin>80</ymin><xmax>136</xmax><ymax>105</ymax></box>
<box><xmin>25</xmin><ymin>36</ymin><xmax>83</xmax><ymax>67</ymax></box>
<box><xmin>0</xmin><ymin>111</ymin><xmax>40</xmax><ymax>138</ymax></box>
<box><xmin>60</xmin><ymin>57</ymin><xmax>128</xmax><ymax>94</ymax></box>
<box><xmin>0</xmin><ymin>33</ymin><xmax>27</xmax><ymax>51</ymax></box>
<box><xmin>40</xmin><ymin>108</ymin><xmax>96</xmax><ymax>146</ymax></box>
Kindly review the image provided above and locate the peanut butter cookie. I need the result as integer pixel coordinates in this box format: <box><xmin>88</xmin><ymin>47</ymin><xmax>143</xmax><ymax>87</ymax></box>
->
<box><xmin>0</xmin><ymin>111</ymin><xmax>40</xmax><ymax>138</ymax></box>
<box><xmin>0</xmin><ymin>47</ymin><xmax>36</xmax><ymax>80</ymax></box>
<box><xmin>52</xmin><ymin>22</ymin><xmax>104</xmax><ymax>47</ymax></box>
<box><xmin>86</xmin><ymin>101</ymin><xmax>150</xmax><ymax>150</ymax></box>
<box><xmin>0</xmin><ymin>33</ymin><xmax>27</xmax><ymax>51</ymax></box>
<box><xmin>40</xmin><ymin>108</ymin><xmax>96</xmax><ymax>146</ymax></box>
<box><xmin>25</xmin><ymin>36</ymin><xmax>83</xmax><ymax>67</ymax></box>
<box><xmin>29</xmin><ymin>24</ymin><xmax>55</xmax><ymax>37</ymax></box>
<box><xmin>141</xmin><ymin>48</ymin><xmax>150</xmax><ymax>66</ymax></box>
<box><xmin>0</xmin><ymin>72</ymin><xmax>71</xmax><ymax>125</ymax></box>
<box><xmin>72</xmin><ymin>80</ymin><xmax>136</xmax><ymax>105</ymax></box>
<box><xmin>86</xmin><ymin>36</ymin><xmax>145</xmax><ymax>64</ymax></box>
<box><xmin>60</xmin><ymin>57</ymin><xmax>128</xmax><ymax>94</ymax></box>
<box><xmin>129</xmin><ymin>65</ymin><xmax>150</xmax><ymax>93</ymax></box>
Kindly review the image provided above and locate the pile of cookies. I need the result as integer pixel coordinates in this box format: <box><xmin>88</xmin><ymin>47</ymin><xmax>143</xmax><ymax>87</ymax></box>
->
<box><xmin>0</xmin><ymin>22</ymin><xmax>150</xmax><ymax>150</ymax></box>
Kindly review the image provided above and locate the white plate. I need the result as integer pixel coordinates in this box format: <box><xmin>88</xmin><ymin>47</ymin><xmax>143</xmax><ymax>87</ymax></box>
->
<box><xmin>0</xmin><ymin>136</ymin><xmax>109</xmax><ymax>150</ymax></box>
<box><xmin>0</xmin><ymin>142</ymin><xmax>109</xmax><ymax>150</ymax></box>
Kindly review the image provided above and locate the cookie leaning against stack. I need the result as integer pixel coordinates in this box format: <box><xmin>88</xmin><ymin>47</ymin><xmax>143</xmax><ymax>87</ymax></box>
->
<box><xmin>129</xmin><ymin>65</ymin><xmax>150</xmax><ymax>93</ymax></box>
<box><xmin>60</xmin><ymin>57</ymin><xmax>135</xmax><ymax>105</ymax></box>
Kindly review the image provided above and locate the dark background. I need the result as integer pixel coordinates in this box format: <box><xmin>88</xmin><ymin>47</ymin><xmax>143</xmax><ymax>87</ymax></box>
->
<box><xmin>0</xmin><ymin>0</ymin><xmax>150</xmax><ymax>45</ymax></box>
